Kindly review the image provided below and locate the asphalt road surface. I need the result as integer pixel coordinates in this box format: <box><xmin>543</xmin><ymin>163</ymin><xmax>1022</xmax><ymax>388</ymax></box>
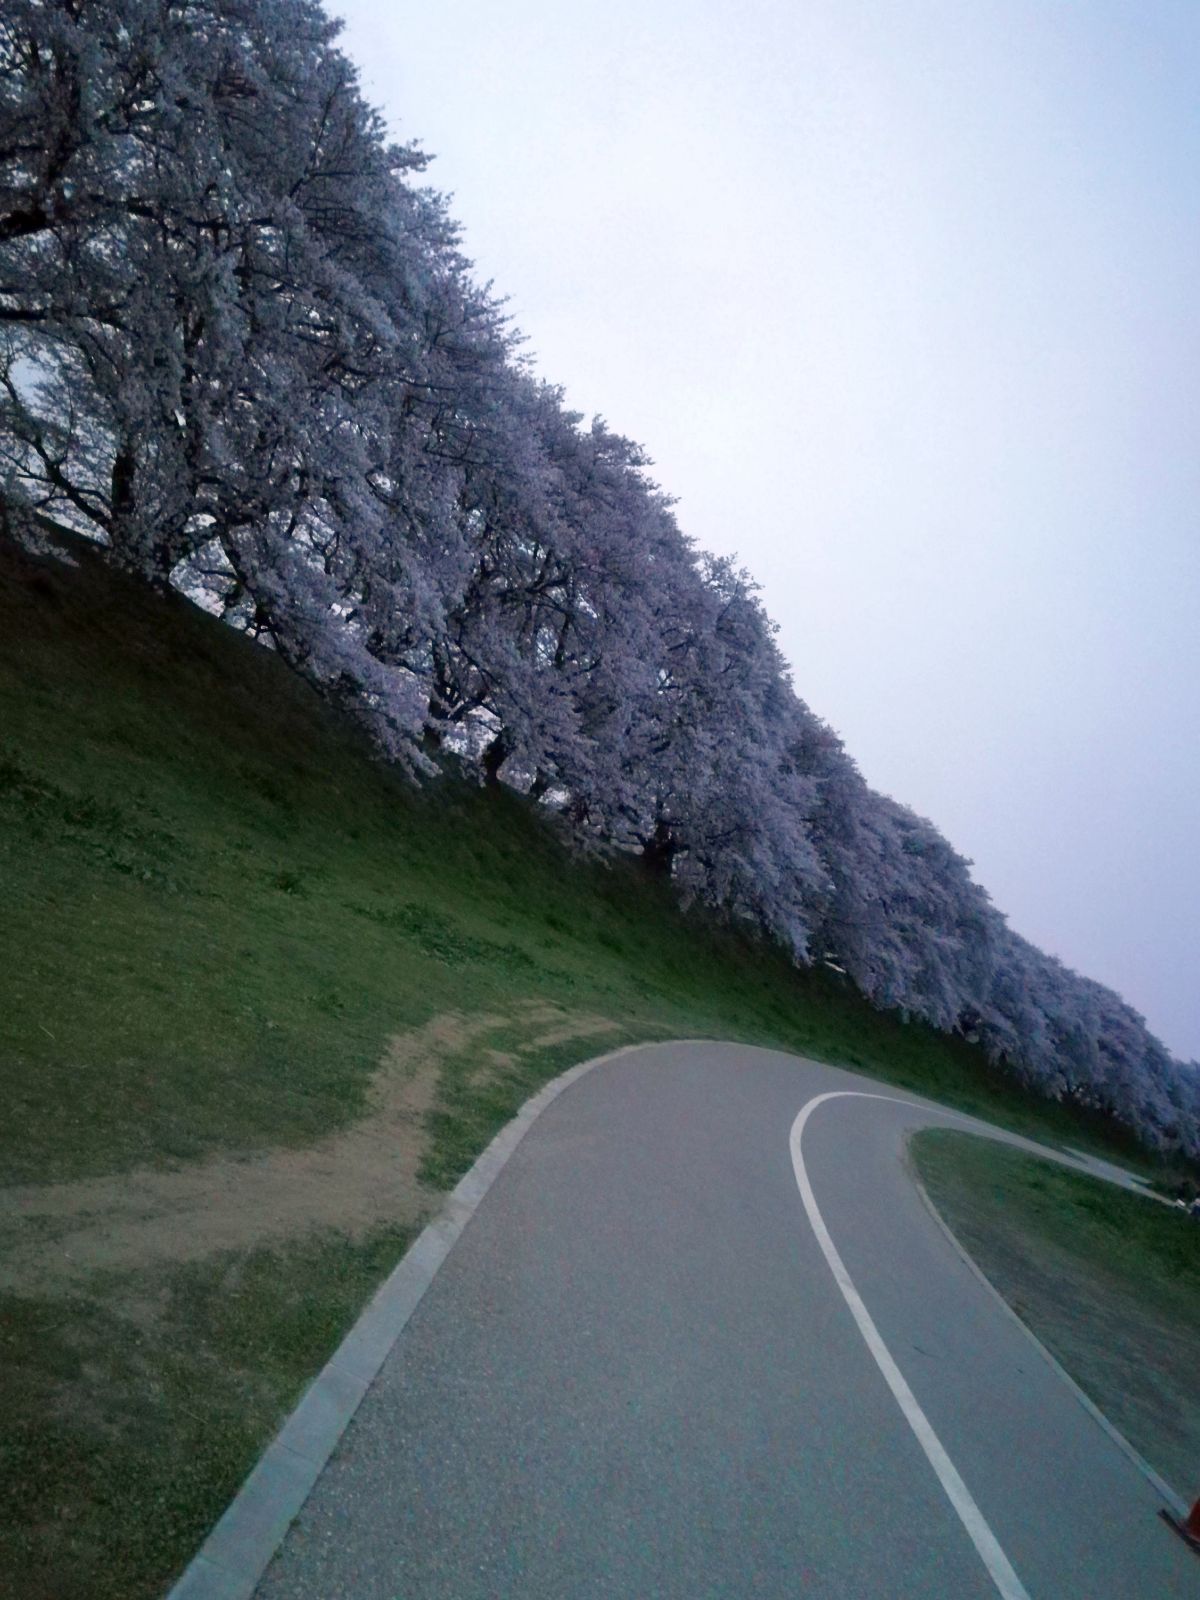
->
<box><xmin>254</xmin><ymin>1043</ymin><xmax>1195</xmax><ymax>1598</ymax></box>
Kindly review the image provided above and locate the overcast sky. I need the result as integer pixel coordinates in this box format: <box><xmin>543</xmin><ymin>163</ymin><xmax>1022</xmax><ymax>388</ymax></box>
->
<box><xmin>333</xmin><ymin>0</ymin><xmax>1199</xmax><ymax>1060</ymax></box>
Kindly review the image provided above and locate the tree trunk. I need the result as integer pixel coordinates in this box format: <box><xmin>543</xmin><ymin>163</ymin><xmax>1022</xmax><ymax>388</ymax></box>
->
<box><xmin>641</xmin><ymin>819</ymin><xmax>677</xmax><ymax>877</ymax></box>
<box><xmin>105</xmin><ymin>443</ymin><xmax>177</xmax><ymax>589</ymax></box>
<box><xmin>481</xmin><ymin>730</ymin><xmax>510</xmax><ymax>786</ymax></box>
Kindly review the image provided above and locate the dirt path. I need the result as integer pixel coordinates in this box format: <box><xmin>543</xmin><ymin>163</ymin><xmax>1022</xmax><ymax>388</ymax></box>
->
<box><xmin>2</xmin><ymin>1001</ymin><xmax>621</xmax><ymax>1294</ymax></box>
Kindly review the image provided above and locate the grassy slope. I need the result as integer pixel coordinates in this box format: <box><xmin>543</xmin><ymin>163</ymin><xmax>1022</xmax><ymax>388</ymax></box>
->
<box><xmin>0</xmin><ymin>527</ymin><xmax>1180</xmax><ymax>1598</ymax></box>
<box><xmin>911</xmin><ymin>1130</ymin><xmax>1200</xmax><ymax>1495</ymax></box>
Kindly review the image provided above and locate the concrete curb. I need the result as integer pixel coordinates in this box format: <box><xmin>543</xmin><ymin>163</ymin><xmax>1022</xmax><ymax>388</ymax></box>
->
<box><xmin>165</xmin><ymin>1040</ymin><xmax>651</xmax><ymax>1600</ymax></box>
<box><xmin>906</xmin><ymin>1145</ymin><xmax>1187</xmax><ymax>1519</ymax></box>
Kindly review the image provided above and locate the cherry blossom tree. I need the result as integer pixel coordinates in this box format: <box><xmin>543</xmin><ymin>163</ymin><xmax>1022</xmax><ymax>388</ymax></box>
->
<box><xmin>2</xmin><ymin>0</ymin><xmax>1195</xmax><ymax>1153</ymax></box>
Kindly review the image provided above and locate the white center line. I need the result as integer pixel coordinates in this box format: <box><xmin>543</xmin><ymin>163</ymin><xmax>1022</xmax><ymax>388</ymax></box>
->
<box><xmin>789</xmin><ymin>1090</ymin><xmax>1032</xmax><ymax>1600</ymax></box>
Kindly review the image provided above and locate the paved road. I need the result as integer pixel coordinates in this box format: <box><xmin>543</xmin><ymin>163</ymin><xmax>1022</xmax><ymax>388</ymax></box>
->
<box><xmin>254</xmin><ymin>1043</ymin><xmax>1195</xmax><ymax>1598</ymax></box>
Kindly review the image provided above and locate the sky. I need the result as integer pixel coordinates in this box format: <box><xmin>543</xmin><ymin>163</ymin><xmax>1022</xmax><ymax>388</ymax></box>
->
<box><xmin>332</xmin><ymin>0</ymin><xmax>1199</xmax><ymax>1060</ymax></box>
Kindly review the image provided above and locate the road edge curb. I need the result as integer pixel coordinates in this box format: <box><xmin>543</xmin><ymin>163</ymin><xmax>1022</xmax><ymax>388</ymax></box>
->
<box><xmin>906</xmin><ymin>1141</ymin><xmax>1187</xmax><ymax>1519</ymax></box>
<box><xmin>164</xmin><ymin>1038</ymin><xmax>662</xmax><ymax>1600</ymax></box>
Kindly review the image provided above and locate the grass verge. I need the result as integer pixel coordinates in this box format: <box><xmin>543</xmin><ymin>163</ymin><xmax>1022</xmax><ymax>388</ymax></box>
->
<box><xmin>0</xmin><ymin>1225</ymin><xmax>415</xmax><ymax>1600</ymax></box>
<box><xmin>911</xmin><ymin>1130</ymin><xmax>1200</xmax><ymax>1497</ymax></box>
<box><xmin>1</xmin><ymin>523</ymin><xmax>1189</xmax><ymax>1597</ymax></box>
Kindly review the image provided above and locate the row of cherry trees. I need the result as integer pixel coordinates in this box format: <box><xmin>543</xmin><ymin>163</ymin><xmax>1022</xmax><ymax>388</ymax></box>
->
<box><xmin>3</xmin><ymin>0</ymin><xmax>1195</xmax><ymax>1151</ymax></box>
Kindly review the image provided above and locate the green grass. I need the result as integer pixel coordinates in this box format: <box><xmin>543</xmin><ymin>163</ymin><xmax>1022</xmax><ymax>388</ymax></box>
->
<box><xmin>911</xmin><ymin>1130</ymin><xmax>1200</xmax><ymax>1495</ymax></box>
<box><xmin>0</xmin><ymin>1224</ymin><xmax>415</xmax><ymax>1600</ymax></box>
<box><xmin>0</xmin><ymin>524</ymin><xmax>1189</xmax><ymax>1598</ymax></box>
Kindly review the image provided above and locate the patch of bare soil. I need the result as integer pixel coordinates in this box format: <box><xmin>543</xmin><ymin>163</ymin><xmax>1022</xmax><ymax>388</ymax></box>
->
<box><xmin>0</xmin><ymin>1001</ymin><xmax>620</xmax><ymax>1295</ymax></box>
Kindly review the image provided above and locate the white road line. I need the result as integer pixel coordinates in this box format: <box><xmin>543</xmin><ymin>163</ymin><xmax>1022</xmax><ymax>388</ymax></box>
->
<box><xmin>789</xmin><ymin>1090</ymin><xmax>1032</xmax><ymax>1600</ymax></box>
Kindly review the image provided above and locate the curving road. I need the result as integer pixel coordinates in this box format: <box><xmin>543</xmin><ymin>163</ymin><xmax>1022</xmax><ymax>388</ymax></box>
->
<box><xmin>250</xmin><ymin>1043</ymin><xmax>1194</xmax><ymax>1598</ymax></box>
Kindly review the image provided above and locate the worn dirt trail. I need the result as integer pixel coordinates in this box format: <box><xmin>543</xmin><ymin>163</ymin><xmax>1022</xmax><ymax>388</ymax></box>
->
<box><xmin>2</xmin><ymin>1001</ymin><xmax>621</xmax><ymax>1293</ymax></box>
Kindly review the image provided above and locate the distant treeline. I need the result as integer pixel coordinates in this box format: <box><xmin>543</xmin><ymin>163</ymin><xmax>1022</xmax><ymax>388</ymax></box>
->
<box><xmin>2</xmin><ymin>0</ymin><xmax>1195</xmax><ymax>1151</ymax></box>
